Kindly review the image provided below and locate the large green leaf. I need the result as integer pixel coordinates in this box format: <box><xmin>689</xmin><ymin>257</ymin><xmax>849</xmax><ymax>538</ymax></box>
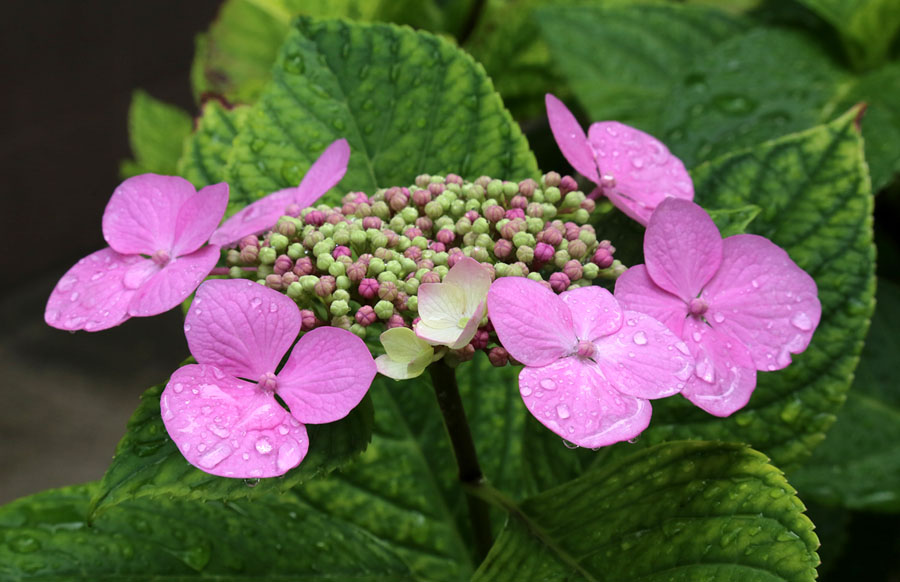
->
<box><xmin>120</xmin><ymin>90</ymin><xmax>193</xmax><ymax>178</ymax></box>
<box><xmin>593</xmin><ymin>108</ymin><xmax>875</xmax><ymax>471</ymax></box>
<box><xmin>659</xmin><ymin>27</ymin><xmax>848</xmax><ymax>167</ymax></box>
<box><xmin>536</xmin><ymin>2</ymin><xmax>747</xmax><ymax>130</ymax></box>
<box><xmin>474</xmin><ymin>441</ymin><xmax>819</xmax><ymax>581</ymax></box>
<box><xmin>795</xmin><ymin>0</ymin><xmax>900</xmax><ymax>70</ymax></box>
<box><xmin>177</xmin><ymin>99</ymin><xmax>247</xmax><ymax>188</ymax></box>
<box><xmin>225</xmin><ymin>18</ymin><xmax>539</xmax><ymax>208</ymax></box>
<box><xmin>0</xmin><ymin>482</ymin><xmax>413</xmax><ymax>580</ymax></box>
<box><xmin>790</xmin><ymin>279</ymin><xmax>900</xmax><ymax>512</ymax></box>
<box><xmin>87</xmin><ymin>383</ymin><xmax>374</xmax><ymax>518</ymax></box>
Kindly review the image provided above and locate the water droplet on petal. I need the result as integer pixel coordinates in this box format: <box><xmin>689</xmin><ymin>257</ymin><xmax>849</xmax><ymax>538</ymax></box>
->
<box><xmin>712</xmin><ymin>312</ymin><xmax>725</xmax><ymax>323</ymax></box>
<box><xmin>250</xmin><ymin>297</ymin><xmax>262</xmax><ymax>309</ymax></box>
<box><xmin>69</xmin><ymin>291</ymin><xmax>80</xmax><ymax>302</ymax></box>
<box><xmin>520</xmin><ymin>385</ymin><xmax>533</xmax><ymax>397</ymax></box>
<box><xmin>556</xmin><ymin>404</ymin><xmax>571</xmax><ymax>419</ymax></box>
<box><xmin>633</xmin><ymin>331</ymin><xmax>648</xmax><ymax>345</ymax></box>
<box><xmin>269</xmin><ymin>303</ymin><xmax>278</xmax><ymax>313</ymax></box>
<box><xmin>276</xmin><ymin>443</ymin><xmax>302</xmax><ymax>473</ymax></box>
<box><xmin>695</xmin><ymin>359</ymin><xmax>716</xmax><ymax>384</ymax></box>
<box><xmin>198</xmin><ymin>443</ymin><xmax>232</xmax><ymax>469</ymax></box>
<box><xmin>173</xmin><ymin>383</ymin><xmax>184</xmax><ymax>394</ymax></box>
<box><xmin>692</xmin><ymin>331</ymin><xmax>702</xmax><ymax>343</ymax></box>
<box><xmin>790</xmin><ymin>312</ymin><xmax>813</xmax><ymax>331</ymax></box>
<box><xmin>255</xmin><ymin>438</ymin><xmax>273</xmax><ymax>455</ymax></box>
<box><xmin>183</xmin><ymin>323</ymin><xmax>191</xmax><ymax>332</ymax></box>
<box><xmin>539</xmin><ymin>378</ymin><xmax>556</xmax><ymax>390</ymax></box>
<box><xmin>209</xmin><ymin>424</ymin><xmax>230</xmax><ymax>438</ymax></box>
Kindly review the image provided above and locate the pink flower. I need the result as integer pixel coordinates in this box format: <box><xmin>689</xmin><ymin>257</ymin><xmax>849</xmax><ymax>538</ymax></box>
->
<box><xmin>160</xmin><ymin>279</ymin><xmax>376</xmax><ymax>478</ymax></box>
<box><xmin>45</xmin><ymin>175</ymin><xmax>228</xmax><ymax>332</ymax></box>
<box><xmin>487</xmin><ymin>278</ymin><xmax>693</xmax><ymax>448</ymax></box>
<box><xmin>545</xmin><ymin>94</ymin><xmax>693</xmax><ymax>226</ymax></box>
<box><xmin>209</xmin><ymin>139</ymin><xmax>350</xmax><ymax>247</ymax></box>
<box><xmin>614</xmin><ymin>198</ymin><xmax>821</xmax><ymax>416</ymax></box>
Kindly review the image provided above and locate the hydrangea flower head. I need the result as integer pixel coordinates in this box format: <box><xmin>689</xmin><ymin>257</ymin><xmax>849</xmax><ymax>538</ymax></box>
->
<box><xmin>415</xmin><ymin>257</ymin><xmax>492</xmax><ymax>349</ymax></box>
<box><xmin>615</xmin><ymin>198</ymin><xmax>821</xmax><ymax>416</ymax></box>
<box><xmin>45</xmin><ymin>175</ymin><xmax>228</xmax><ymax>331</ymax></box>
<box><xmin>488</xmin><ymin>278</ymin><xmax>693</xmax><ymax>447</ymax></box>
<box><xmin>545</xmin><ymin>93</ymin><xmax>693</xmax><ymax>226</ymax></box>
<box><xmin>209</xmin><ymin>138</ymin><xmax>350</xmax><ymax>247</ymax></box>
<box><xmin>161</xmin><ymin>279</ymin><xmax>377</xmax><ymax>478</ymax></box>
<box><xmin>375</xmin><ymin>327</ymin><xmax>440</xmax><ymax>380</ymax></box>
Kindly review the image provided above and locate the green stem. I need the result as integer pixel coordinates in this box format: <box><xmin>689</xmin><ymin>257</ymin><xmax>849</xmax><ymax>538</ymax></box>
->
<box><xmin>428</xmin><ymin>360</ymin><xmax>494</xmax><ymax>562</ymax></box>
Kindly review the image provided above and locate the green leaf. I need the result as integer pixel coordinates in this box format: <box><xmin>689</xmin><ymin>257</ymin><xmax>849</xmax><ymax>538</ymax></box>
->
<box><xmin>120</xmin><ymin>90</ymin><xmax>193</xmax><ymax>178</ymax></box>
<box><xmin>659</xmin><ymin>27</ymin><xmax>849</xmax><ymax>168</ymax></box>
<box><xmin>795</xmin><ymin>0</ymin><xmax>900</xmax><ymax>70</ymax></box>
<box><xmin>595</xmin><ymin>108</ymin><xmax>875</xmax><ymax>471</ymax></box>
<box><xmin>177</xmin><ymin>99</ymin><xmax>247</xmax><ymax>188</ymax></box>
<box><xmin>536</xmin><ymin>2</ymin><xmax>747</xmax><ymax>130</ymax></box>
<box><xmin>0</xmin><ymin>482</ymin><xmax>413</xmax><ymax>580</ymax></box>
<box><xmin>473</xmin><ymin>441</ymin><xmax>819</xmax><ymax>581</ymax></box>
<box><xmin>225</xmin><ymin>18</ymin><xmax>539</xmax><ymax>208</ymax></box>
<box><xmin>707</xmin><ymin>204</ymin><xmax>762</xmax><ymax>237</ymax></box>
<box><xmin>790</xmin><ymin>279</ymin><xmax>900</xmax><ymax>512</ymax></box>
<box><xmin>88</xmin><ymin>382</ymin><xmax>374</xmax><ymax>518</ymax></box>
<box><xmin>829</xmin><ymin>63</ymin><xmax>900</xmax><ymax>192</ymax></box>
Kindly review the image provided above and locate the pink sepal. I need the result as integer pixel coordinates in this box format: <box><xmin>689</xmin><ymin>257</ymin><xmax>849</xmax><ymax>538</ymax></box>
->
<box><xmin>128</xmin><ymin>245</ymin><xmax>220</xmax><ymax>317</ymax></box>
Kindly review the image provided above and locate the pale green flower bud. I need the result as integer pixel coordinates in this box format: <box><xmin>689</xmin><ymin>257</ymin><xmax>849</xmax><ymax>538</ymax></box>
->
<box><xmin>400</xmin><ymin>207</ymin><xmax>418</xmax><ymax>224</ymax></box>
<box><xmin>583</xmin><ymin>262</ymin><xmax>600</xmax><ymax>280</ymax></box>
<box><xmin>313</xmin><ymin>239</ymin><xmax>335</xmax><ymax>257</ymax></box>
<box><xmin>228</xmin><ymin>266</ymin><xmax>245</xmax><ymax>278</ymax></box>
<box><xmin>433</xmin><ymin>252</ymin><xmax>448</xmax><ymax>266</ymax></box>
<box><xmin>527</xmin><ymin>272</ymin><xmax>543</xmax><ymax>282</ymax></box>
<box><xmin>405</xmin><ymin>278</ymin><xmax>420</xmax><ymax>294</ymax></box>
<box><xmin>475</xmin><ymin>233</ymin><xmax>493</xmax><ymax>249</ymax></box>
<box><xmin>368</xmin><ymin>257</ymin><xmax>385</xmax><ymax>276</ymax></box>
<box><xmin>386</xmin><ymin>260</ymin><xmax>403</xmax><ymax>277</ymax></box>
<box><xmin>300</xmin><ymin>275</ymin><xmax>318</xmax><ymax>292</ymax></box>
<box><xmin>512</xmin><ymin>231</ymin><xmax>535</xmax><ymax>248</ymax></box>
<box><xmin>465</xmin><ymin>199</ymin><xmax>481</xmax><ymax>212</ymax></box>
<box><xmin>434</xmin><ymin>265</ymin><xmax>449</xmax><ymax>278</ymax></box>
<box><xmin>378</xmin><ymin>271</ymin><xmax>398</xmax><ymax>284</ymax></box>
<box><xmin>494</xmin><ymin>263</ymin><xmax>509</xmax><ymax>277</ymax></box>
<box><xmin>287</xmin><ymin>281</ymin><xmax>303</xmax><ymax>299</ymax></box>
<box><xmin>579</xmin><ymin>230</ymin><xmax>597</xmax><ymax>246</ymax></box>
<box><xmin>372</xmin><ymin>201</ymin><xmax>390</xmax><ymax>220</ymax></box>
<box><xmin>258</xmin><ymin>246</ymin><xmax>277</xmax><ymax>265</ymax></box>
<box><xmin>350</xmin><ymin>323</ymin><xmax>367</xmax><ymax>339</ymax></box>
<box><xmin>526</xmin><ymin>217</ymin><xmax>544</xmax><ymax>234</ymax></box>
<box><xmin>287</xmin><ymin>243</ymin><xmax>305</xmax><ymax>259</ymax></box>
<box><xmin>544</xmin><ymin>187</ymin><xmax>561</xmax><ymax>204</ymax></box>
<box><xmin>472</xmin><ymin>217</ymin><xmax>489</xmax><ymax>234</ymax></box>
<box><xmin>397</xmin><ymin>236</ymin><xmax>411</xmax><ymax>251</ymax></box>
<box><xmin>374</xmin><ymin>300</ymin><xmax>394</xmax><ymax>319</ymax></box>
<box><xmin>425</xmin><ymin>200</ymin><xmax>444</xmax><ymax>218</ymax></box>
<box><xmin>407</xmin><ymin>295</ymin><xmax>418</xmax><ymax>311</ymax></box>
<box><xmin>532</xmin><ymin>190</ymin><xmax>545</xmax><ymax>203</ymax></box>
<box><xmin>333</xmin><ymin>289</ymin><xmax>350</xmax><ymax>302</ymax></box>
<box><xmin>319</xmin><ymin>223</ymin><xmax>334</xmax><ymax>238</ymax></box>
<box><xmin>400</xmin><ymin>257</ymin><xmax>417</xmax><ymax>274</ymax></box>
<box><xmin>328</xmin><ymin>260</ymin><xmax>345</xmax><ymax>277</ymax></box>
<box><xmin>516</xmin><ymin>245</ymin><xmax>534</xmax><ymax>263</ymax></box>
<box><xmin>411</xmin><ymin>236</ymin><xmax>428</xmax><ymax>250</ymax></box>
<box><xmin>269</xmin><ymin>233</ymin><xmax>289</xmax><ymax>252</ymax></box>
<box><xmin>554</xmin><ymin>250</ymin><xmax>570</xmax><ymax>268</ymax></box>
<box><xmin>333</xmin><ymin>229</ymin><xmax>350</xmax><ymax>246</ymax></box>
<box><xmin>316</xmin><ymin>253</ymin><xmax>334</xmax><ymax>271</ymax></box>
<box><xmin>456</xmin><ymin>217</ymin><xmax>472</xmax><ymax>234</ymax></box>
<box><xmin>563</xmin><ymin>190</ymin><xmax>585</xmax><ymax>208</ymax></box>
<box><xmin>572</xmin><ymin>208</ymin><xmax>590</xmax><ymax>224</ymax></box>
<box><xmin>487</xmin><ymin>180</ymin><xmax>503</xmax><ymax>198</ymax></box>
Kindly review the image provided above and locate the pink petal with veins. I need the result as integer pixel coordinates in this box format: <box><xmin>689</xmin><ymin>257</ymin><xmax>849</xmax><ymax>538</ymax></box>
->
<box><xmin>593</xmin><ymin>310</ymin><xmax>693</xmax><ymax>400</ymax></box>
<box><xmin>128</xmin><ymin>245</ymin><xmax>220</xmax><ymax>317</ymax></box>
<box><xmin>545</xmin><ymin>94</ymin><xmax>600</xmax><ymax>183</ymax></box>
<box><xmin>587</xmin><ymin>122</ymin><xmax>693</xmax><ymax>226</ymax></box>
<box><xmin>680</xmin><ymin>318</ymin><xmax>757</xmax><ymax>417</ymax></box>
<box><xmin>293</xmin><ymin>138</ymin><xmax>351</xmax><ymax>207</ymax></box>
<box><xmin>276</xmin><ymin>327</ymin><xmax>377</xmax><ymax>424</ymax></box>
<box><xmin>615</xmin><ymin>264</ymin><xmax>689</xmax><ymax>338</ymax></box>
<box><xmin>161</xmin><ymin>364</ymin><xmax>308</xmax><ymax>478</ymax></box>
<box><xmin>45</xmin><ymin>247</ymin><xmax>143</xmax><ymax>332</ymax></box>
<box><xmin>102</xmin><ymin>174</ymin><xmax>197</xmax><ymax>255</ymax></box>
<box><xmin>184</xmin><ymin>279</ymin><xmax>301</xmax><ymax>379</ymax></box>
<box><xmin>644</xmin><ymin>198</ymin><xmax>722</xmax><ymax>301</ymax></box>
<box><xmin>519</xmin><ymin>359</ymin><xmax>651</xmax><ymax>448</ymax></box>
<box><xmin>559</xmin><ymin>286</ymin><xmax>624</xmax><ymax>341</ymax></box>
<box><xmin>488</xmin><ymin>277</ymin><xmax>576</xmax><ymax>367</ymax></box>
<box><xmin>702</xmin><ymin>234</ymin><xmax>820</xmax><ymax>371</ymax></box>
<box><xmin>171</xmin><ymin>182</ymin><xmax>229</xmax><ymax>256</ymax></box>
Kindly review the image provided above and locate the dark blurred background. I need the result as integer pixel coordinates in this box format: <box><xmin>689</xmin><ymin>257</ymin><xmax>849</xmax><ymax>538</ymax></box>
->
<box><xmin>0</xmin><ymin>0</ymin><xmax>223</xmax><ymax>504</ymax></box>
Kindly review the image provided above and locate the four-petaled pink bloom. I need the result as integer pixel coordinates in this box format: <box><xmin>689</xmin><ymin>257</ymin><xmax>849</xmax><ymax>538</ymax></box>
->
<box><xmin>209</xmin><ymin>138</ymin><xmax>350</xmax><ymax>247</ymax></box>
<box><xmin>488</xmin><ymin>278</ymin><xmax>693</xmax><ymax>448</ymax></box>
<box><xmin>161</xmin><ymin>279</ymin><xmax>377</xmax><ymax>478</ymax></box>
<box><xmin>615</xmin><ymin>198</ymin><xmax>821</xmax><ymax>416</ymax></box>
<box><xmin>45</xmin><ymin>174</ymin><xmax>228</xmax><ymax>331</ymax></box>
<box><xmin>545</xmin><ymin>93</ymin><xmax>693</xmax><ymax>226</ymax></box>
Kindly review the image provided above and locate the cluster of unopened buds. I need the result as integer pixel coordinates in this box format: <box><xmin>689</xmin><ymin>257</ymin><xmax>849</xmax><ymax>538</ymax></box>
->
<box><xmin>44</xmin><ymin>94</ymin><xmax>822</xmax><ymax>479</ymax></box>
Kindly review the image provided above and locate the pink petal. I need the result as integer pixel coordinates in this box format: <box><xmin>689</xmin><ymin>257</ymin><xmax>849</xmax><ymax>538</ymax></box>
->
<box><xmin>615</xmin><ymin>264</ymin><xmax>689</xmax><ymax>338</ymax></box>
<box><xmin>701</xmin><ymin>234</ymin><xmax>821</xmax><ymax>371</ymax></box>
<box><xmin>559</xmin><ymin>286</ymin><xmax>624</xmax><ymax>341</ymax></box>
<box><xmin>102</xmin><ymin>174</ymin><xmax>198</xmax><ymax>255</ymax></box>
<box><xmin>593</xmin><ymin>310</ymin><xmax>693</xmax><ymax>400</ymax></box>
<box><xmin>171</xmin><ymin>182</ymin><xmax>229</xmax><ymax>256</ymax></box>
<box><xmin>44</xmin><ymin>247</ymin><xmax>143</xmax><ymax>332</ymax></box>
<box><xmin>519</xmin><ymin>359</ymin><xmax>651</xmax><ymax>448</ymax></box>
<box><xmin>208</xmin><ymin>188</ymin><xmax>296</xmax><ymax>247</ymax></box>
<box><xmin>208</xmin><ymin>139</ymin><xmax>350</xmax><ymax>247</ymax></box>
<box><xmin>128</xmin><ymin>245</ymin><xmax>220</xmax><ymax>317</ymax></box>
<box><xmin>680</xmin><ymin>317</ymin><xmax>757</xmax><ymax>417</ymax></box>
<box><xmin>487</xmin><ymin>277</ymin><xmax>576</xmax><ymax>367</ymax></box>
<box><xmin>292</xmin><ymin>138</ymin><xmax>351</xmax><ymax>208</ymax></box>
<box><xmin>184</xmin><ymin>279</ymin><xmax>301</xmax><ymax>379</ymax></box>
<box><xmin>545</xmin><ymin>94</ymin><xmax>600</xmax><ymax>183</ymax></box>
<box><xmin>161</xmin><ymin>364</ymin><xmax>309</xmax><ymax>478</ymax></box>
<box><xmin>587</xmin><ymin>122</ymin><xmax>693</xmax><ymax>226</ymax></box>
<box><xmin>276</xmin><ymin>327</ymin><xmax>377</xmax><ymax>424</ymax></box>
<box><xmin>644</xmin><ymin>198</ymin><xmax>722</xmax><ymax>302</ymax></box>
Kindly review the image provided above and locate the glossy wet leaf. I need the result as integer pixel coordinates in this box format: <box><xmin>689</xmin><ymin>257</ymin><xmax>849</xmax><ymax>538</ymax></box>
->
<box><xmin>536</xmin><ymin>2</ymin><xmax>747</xmax><ymax>129</ymax></box>
<box><xmin>224</xmin><ymin>18</ymin><xmax>538</xmax><ymax>209</ymax></box>
<box><xmin>0</xmin><ymin>482</ymin><xmax>413</xmax><ymax>580</ymax></box>
<box><xmin>790</xmin><ymin>279</ymin><xmax>900</xmax><ymax>512</ymax></box>
<box><xmin>88</xmin><ymin>383</ymin><xmax>374</xmax><ymax>518</ymax></box>
<box><xmin>177</xmin><ymin>99</ymin><xmax>247</xmax><ymax>188</ymax></box>
<box><xmin>795</xmin><ymin>0</ymin><xmax>900</xmax><ymax>70</ymax></box>
<box><xmin>474</xmin><ymin>441</ymin><xmax>819</xmax><ymax>582</ymax></box>
<box><xmin>120</xmin><ymin>90</ymin><xmax>192</xmax><ymax>178</ymax></box>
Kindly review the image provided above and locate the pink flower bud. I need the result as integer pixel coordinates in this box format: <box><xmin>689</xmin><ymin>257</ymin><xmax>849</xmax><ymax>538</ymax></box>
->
<box><xmin>374</xmin><ymin>247</ymin><xmax>392</xmax><ymax>261</ymax></box>
<box><xmin>281</xmin><ymin>272</ymin><xmax>298</xmax><ymax>286</ymax></box>
<box><xmin>549</xmin><ymin>272</ymin><xmax>570</xmax><ymax>293</ymax></box>
<box><xmin>300</xmin><ymin>309</ymin><xmax>318</xmax><ymax>331</ymax></box>
<box><xmin>540</xmin><ymin>227</ymin><xmax>562</xmax><ymax>246</ymax></box>
<box><xmin>240</xmin><ymin>246</ymin><xmax>259</xmax><ymax>264</ymax></box>
<box><xmin>415</xmin><ymin>217</ymin><xmax>433</xmax><ymax>232</ymax></box>
<box><xmin>417</xmin><ymin>258</ymin><xmax>434</xmax><ymax>270</ymax></box>
<box><xmin>333</xmin><ymin>245</ymin><xmax>352</xmax><ymax>259</ymax></box>
<box><xmin>404</xmin><ymin>227</ymin><xmax>423</xmax><ymax>239</ymax></box>
<box><xmin>352</xmin><ymin>192</ymin><xmax>369</xmax><ymax>204</ymax></box>
<box><xmin>510</xmin><ymin>195</ymin><xmax>528</xmax><ymax>209</ymax></box>
<box><xmin>560</xmin><ymin>175</ymin><xmax>578</xmax><ymax>195</ymax></box>
<box><xmin>455</xmin><ymin>344</ymin><xmax>476</xmax><ymax>362</ymax></box>
<box><xmin>415</xmin><ymin>175</ymin><xmax>431</xmax><ymax>188</ymax></box>
<box><xmin>265</xmin><ymin>274</ymin><xmax>284</xmax><ymax>290</ymax></box>
<box><xmin>420</xmin><ymin>271</ymin><xmax>441</xmax><ymax>284</ymax></box>
<box><xmin>446</xmin><ymin>173</ymin><xmax>463</xmax><ymax>185</ymax></box>
<box><xmin>568</xmin><ymin>239</ymin><xmax>587</xmax><ymax>259</ymax></box>
<box><xmin>284</xmin><ymin>203</ymin><xmax>303</xmax><ymax>217</ymax></box>
<box><xmin>359</xmin><ymin>278</ymin><xmax>379</xmax><ymax>299</ymax></box>
<box><xmin>437</xmin><ymin>228</ymin><xmax>455</xmax><ymax>245</ymax></box>
<box><xmin>518</xmin><ymin>179</ymin><xmax>537</xmax><ymax>198</ymax></box>
<box><xmin>526</xmin><ymin>203</ymin><xmax>543</xmax><ymax>218</ymax></box>
<box><xmin>276</xmin><ymin>219</ymin><xmax>296</xmax><ymax>237</ymax></box>
<box><xmin>305</xmin><ymin>210</ymin><xmax>326</xmax><ymax>226</ymax></box>
<box><xmin>326</xmin><ymin>212</ymin><xmax>344</xmax><ymax>225</ymax></box>
<box><xmin>394</xmin><ymin>291</ymin><xmax>409</xmax><ymax>310</ymax></box>
<box><xmin>563</xmin><ymin>260</ymin><xmax>583</xmax><ymax>281</ymax></box>
<box><xmin>493</xmin><ymin>239</ymin><xmax>513</xmax><ymax>260</ymax></box>
<box><xmin>293</xmin><ymin>257</ymin><xmax>314</xmax><ymax>276</ymax></box>
<box><xmin>447</xmin><ymin>248</ymin><xmax>465</xmax><ymax>268</ymax></box>
<box><xmin>387</xmin><ymin>314</ymin><xmax>406</xmax><ymax>329</ymax></box>
<box><xmin>362</xmin><ymin>216</ymin><xmax>382</xmax><ymax>230</ymax></box>
<box><xmin>485</xmin><ymin>205</ymin><xmax>505</xmax><ymax>223</ymax></box>
<box><xmin>580</xmin><ymin>198</ymin><xmax>596</xmax><ymax>213</ymax></box>
<box><xmin>565</xmin><ymin>224</ymin><xmax>581</xmax><ymax>241</ymax></box>
<box><xmin>488</xmin><ymin>346</ymin><xmax>509</xmax><ymax>367</ymax></box>
<box><xmin>412</xmin><ymin>189</ymin><xmax>432</xmax><ymax>206</ymax></box>
<box><xmin>314</xmin><ymin>275</ymin><xmax>336</xmax><ymax>297</ymax></box>
<box><xmin>428</xmin><ymin>182</ymin><xmax>445</xmax><ymax>196</ymax></box>
<box><xmin>470</xmin><ymin>329</ymin><xmax>489</xmax><ymax>350</ymax></box>
<box><xmin>383</xmin><ymin>230</ymin><xmax>399</xmax><ymax>248</ymax></box>
<box><xmin>356</xmin><ymin>202</ymin><xmax>372</xmax><ymax>217</ymax></box>
<box><xmin>505</xmin><ymin>208</ymin><xmax>525</xmax><ymax>220</ymax></box>
<box><xmin>355</xmin><ymin>305</ymin><xmax>377</xmax><ymax>326</ymax></box>
<box><xmin>239</xmin><ymin>235</ymin><xmax>259</xmax><ymax>250</ymax></box>
<box><xmin>481</xmin><ymin>262</ymin><xmax>496</xmax><ymax>281</ymax></box>
<box><xmin>347</xmin><ymin>261</ymin><xmax>367</xmax><ymax>282</ymax></box>
<box><xmin>358</xmin><ymin>253</ymin><xmax>373</xmax><ymax>264</ymax></box>
<box><xmin>428</xmin><ymin>242</ymin><xmax>446</xmax><ymax>253</ymax></box>
<box><xmin>390</xmin><ymin>192</ymin><xmax>409</xmax><ymax>212</ymax></box>
<box><xmin>500</xmin><ymin>219</ymin><xmax>524</xmax><ymax>239</ymax></box>
<box><xmin>342</xmin><ymin>202</ymin><xmax>358</xmax><ymax>215</ymax></box>
<box><xmin>274</xmin><ymin>254</ymin><xmax>293</xmax><ymax>275</ymax></box>
<box><xmin>404</xmin><ymin>246</ymin><xmax>423</xmax><ymax>261</ymax></box>
<box><xmin>465</xmin><ymin>210</ymin><xmax>480</xmax><ymax>222</ymax></box>
<box><xmin>384</xmin><ymin>187</ymin><xmax>400</xmax><ymax>203</ymax></box>
<box><xmin>513</xmin><ymin>261</ymin><xmax>529</xmax><ymax>276</ymax></box>
<box><xmin>534</xmin><ymin>242</ymin><xmax>555</xmax><ymax>264</ymax></box>
<box><xmin>592</xmin><ymin>247</ymin><xmax>614</xmax><ymax>269</ymax></box>
<box><xmin>544</xmin><ymin>171</ymin><xmax>561</xmax><ymax>187</ymax></box>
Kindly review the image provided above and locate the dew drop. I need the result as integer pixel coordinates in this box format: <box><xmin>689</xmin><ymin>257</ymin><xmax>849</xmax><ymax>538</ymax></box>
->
<box><xmin>691</xmin><ymin>331</ymin><xmax>702</xmax><ymax>343</ymax></box>
<box><xmin>712</xmin><ymin>312</ymin><xmax>725</xmax><ymax>323</ymax></box>
<box><xmin>539</xmin><ymin>378</ymin><xmax>556</xmax><ymax>390</ymax></box>
<box><xmin>520</xmin><ymin>385</ymin><xmax>533</xmax><ymax>397</ymax></box>
<box><xmin>278</xmin><ymin>425</ymin><xmax>290</xmax><ymax>435</ymax></box>
<box><xmin>209</xmin><ymin>424</ymin><xmax>230</xmax><ymax>438</ymax></box>
<box><xmin>198</xmin><ymin>443</ymin><xmax>232</xmax><ymax>469</ymax></box>
<box><xmin>183</xmin><ymin>323</ymin><xmax>191</xmax><ymax>332</ymax></box>
<box><xmin>173</xmin><ymin>383</ymin><xmax>184</xmax><ymax>394</ymax></box>
<box><xmin>556</xmin><ymin>404</ymin><xmax>571</xmax><ymax>419</ymax></box>
<box><xmin>255</xmin><ymin>438</ymin><xmax>273</xmax><ymax>455</ymax></box>
<box><xmin>269</xmin><ymin>303</ymin><xmax>278</xmax><ymax>313</ymax></box>
<box><xmin>695</xmin><ymin>360</ymin><xmax>715</xmax><ymax>384</ymax></box>
<box><xmin>633</xmin><ymin>331</ymin><xmax>648</xmax><ymax>345</ymax></box>
<box><xmin>276</xmin><ymin>443</ymin><xmax>302</xmax><ymax>473</ymax></box>
<box><xmin>69</xmin><ymin>291</ymin><xmax>80</xmax><ymax>302</ymax></box>
<box><xmin>751</xmin><ymin>279</ymin><xmax>759</xmax><ymax>288</ymax></box>
<box><xmin>790</xmin><ymin>312</ymin><xmax>813</xmax><ymax>331</ymax></box>
<box><xmin>250</xmin><ymin>297</ymin><xmax>262</xmax><ymax>309</ymax></box>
